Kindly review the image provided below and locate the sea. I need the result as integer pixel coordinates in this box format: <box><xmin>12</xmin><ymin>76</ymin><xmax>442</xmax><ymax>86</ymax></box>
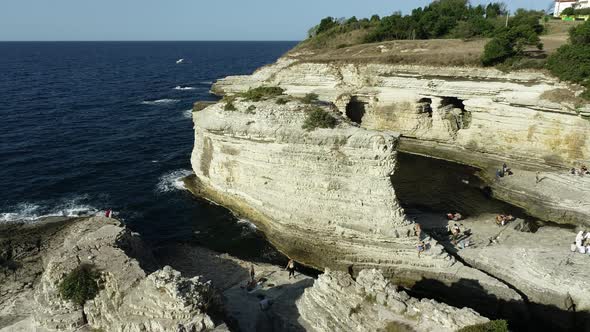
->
<box><xmin>0</xmin><ymin>41</ymin><xmax>297</xmax><ymax>261</ymax></box>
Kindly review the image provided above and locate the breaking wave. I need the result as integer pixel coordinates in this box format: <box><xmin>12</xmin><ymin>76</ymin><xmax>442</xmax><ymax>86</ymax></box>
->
<box><xmin>155</xmin><ymin>169</ymin><xmax>193</xmax><ymax>193</ymax></box>
<box><xmin>173</xmin><ymin>86</ymin><xmax>196</xmax><ymax>91</ymax></box>
<box><xmin>141</xmin><ymin>99</ymin><xmax>180</xmax><ymax>105</ymax></box>
<box><xmin>183</xmin><ymin>109</ymin><xmax>193</xmax><ymax>119</ymax></box>
<box><xmin>0</xmin><ymin>197</ymin><xmax>100</xmax><ymax>224</ymax></box>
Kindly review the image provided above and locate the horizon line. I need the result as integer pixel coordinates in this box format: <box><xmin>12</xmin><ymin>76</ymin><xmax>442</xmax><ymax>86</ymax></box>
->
<box><xmin>0</xmin><ymin>40</ymin><xmax>302</xmax><ymax>43</ymax></box>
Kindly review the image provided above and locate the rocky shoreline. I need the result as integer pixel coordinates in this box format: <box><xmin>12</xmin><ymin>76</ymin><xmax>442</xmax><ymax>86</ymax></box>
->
<box><xmin>1</xmin><ymin>217</ymin><xmax>498</xmax><ymax>332</ymax></box>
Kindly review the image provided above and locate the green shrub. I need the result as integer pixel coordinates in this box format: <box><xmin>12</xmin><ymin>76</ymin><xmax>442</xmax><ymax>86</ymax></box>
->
<box><xmin>224</xmin><ymin>101</ymin><xmax>237</xmax><ymax>111</ymax></box>
<box><xmin>246</xmin><ymin>105</ymin><xmax>256</xmax><ymax>114</ymax></box>
<box><xmin>276</xmin><ymin>97</ymin><xmax>289</xmax><ymax>105</ymax></box>
<box><xmin>547</xmin><ymin>20</ymin><xmax>590</xmax><ymax>98</ymax></box>
<box><xmin>301</xmin><ymin>93</ymin><xmax>319</xmax><ymax>104</ymax></box>
<box><xmin>383</xmin><ymin>321</ymin><xmax>415</xmax><ymax>332</ymax></box>
<box><xmin>59</xmin><ymin>264</ymin><xmax>100</xmax><ymax>307</ymax></box>
<box><xmin>302</xmin><ymin>107</ymin><xmax>337</xmax><ymax>130</ymax></box>
<box><xmin>239</xmin><ymin>86</ymin><xmax>284</xmax><ymax>102</ymax></box>
<box><xmin>562</xmin><ymin>7</ymin><xmax>575</xmax><ymax>16</ymax></box>
<box><xmin>482</xmin><ymin>35</ymin><xmax>513</xmax><ymax>66</ymax></box>
<box><xmin>457</xmin><ymin>320</ymin><xmax>509</xmax><ymax>332</ymax></box>
<box><xmin>570</xmin><ymin>20</ymin><xmax>590</xmax><ymax>45</ymax></box>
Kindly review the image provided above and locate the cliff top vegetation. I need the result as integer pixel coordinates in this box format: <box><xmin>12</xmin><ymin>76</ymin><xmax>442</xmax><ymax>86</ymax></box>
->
<box><xmin>294</xmin><ymin>0</ymin><xmax>572</xmax><ymax>69</ymax></box>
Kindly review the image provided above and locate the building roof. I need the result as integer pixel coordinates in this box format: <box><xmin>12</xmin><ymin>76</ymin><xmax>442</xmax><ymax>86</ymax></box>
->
<box><xmin>555</xmin><ymin>0</ymin><xmax>576</xmax><ymax>2</ymax></box>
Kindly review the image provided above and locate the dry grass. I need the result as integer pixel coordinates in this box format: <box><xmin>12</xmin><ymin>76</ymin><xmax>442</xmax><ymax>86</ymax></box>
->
<box><xmin>540</xmin><ymin>88</ymin><xmax>586</xmax><ymax>107</ymax></box>
<box><xmin>290</xmin><ymin>20</ymin><xmax>576</xmax><ymax>67</ymax></box>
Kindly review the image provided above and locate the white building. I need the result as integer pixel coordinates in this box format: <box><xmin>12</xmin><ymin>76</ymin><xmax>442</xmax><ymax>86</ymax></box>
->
<box><xmin>554</xmin><ymin>0</ymin><xmax>590</xmax><ymax>17</ymax></box>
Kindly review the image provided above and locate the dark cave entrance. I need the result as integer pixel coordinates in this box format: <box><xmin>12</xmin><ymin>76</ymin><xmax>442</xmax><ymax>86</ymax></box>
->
<box><xmin>440</xmin><ymin>96</ymin><xmax>471</xmax><ymax>129</ymax></box>
<box><xmin>391</xmin><ymin>152</ymin><xmax>527</xmax><ymax>220</ymax></box>
<box><xmin>345</xmin><ymin>97</ymin><xmax>367</xmax><ymax>124</ymax></box>
<box><xmin>417</xmin><ymin>98</ymin><xmax>433</xmax><ymax>117</ymax></box>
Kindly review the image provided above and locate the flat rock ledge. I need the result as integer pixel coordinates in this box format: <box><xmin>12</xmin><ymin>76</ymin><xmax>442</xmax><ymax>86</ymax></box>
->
<box><xmin>298</xmin><ymin>269</ymin><xmax>489</xmax><ymax>332</ymax></box>
<box><xmin>1</xmin><ymin>217</ymin><xmax>222</xmax><ymax>332</ymax></box>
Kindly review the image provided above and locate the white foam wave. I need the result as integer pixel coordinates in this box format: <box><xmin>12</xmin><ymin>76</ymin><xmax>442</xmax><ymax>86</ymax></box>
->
<box><xmin>237</xmin><ymin>218</ymin><xmax>257</xmax><ymax>230</ymax></box>
<box><xmin>174</xmin><ymin>86</ymin><xmax>196</xmax><ymax>91</ymax></box>
<box><xmin>0</xmin><ymin>199</ymin><xmax>100</xmax><ymax>224</ymax></box>
<box><xmin>156</xmin><ymin>169</ymin><xmax>194</xmax><ymax>193</ymax></box>
<box><xmin>183</xmin><ymin>109</ymin><xmax>193</xmax><ymax>119</ymax></box>
<box><xmin>141</xmin><ymin>99</ymin><xmax>180</xmax><ymax>106</ymax></box>
<box><xmin>199</xmin><ymin>81</ymin><xmax>213</xmax><ymax>85</ymax></box>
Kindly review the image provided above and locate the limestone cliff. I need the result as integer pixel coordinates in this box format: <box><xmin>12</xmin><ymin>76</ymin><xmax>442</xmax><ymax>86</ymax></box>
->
<box><xmin>298</xmin><ymin>269</ymin><xmax>489</xmax><ymax>332</ymax></box>
<box><xmin>188</xmin><ymin>98</ymin><xmax>521</xmax><ymax>306</ymax></box>
<box><xmin>212</xmin><ymin>56</ymin><xmax>590</xmax><ymax>226</ymax></box>
<box><xmin>1</xmin><ymin>217</ymin><xmax>219</xmax><ymax>332</ymax></box>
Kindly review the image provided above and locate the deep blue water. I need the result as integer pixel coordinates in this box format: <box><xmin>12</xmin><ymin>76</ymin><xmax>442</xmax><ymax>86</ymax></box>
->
<box><xmin>0</xmin><ymin>41</ymin><xmax>297</xmax><ymax>260</ymax></box>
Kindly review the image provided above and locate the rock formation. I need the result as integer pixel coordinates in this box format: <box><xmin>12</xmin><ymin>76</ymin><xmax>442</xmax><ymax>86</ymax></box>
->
<box><xmin>188</xmin><ymin>97</ymin><xmax>521</xmax><ymax>308</ymax></box>
<box><xmin>1</xmin><ymin>217</ymin><xmax>220</xmax><ymax>332</ymax></box>
<box><xmin>298</xmin><ymin>269</ymin><xmax>489</xmax><ymax>332</ymax></box>
<box><xmin>190</xmin><ymin>49</ymin><xmax>590</xmax><ymax>330</ymax></box>
<box><xmin>212</xmin><ymin>57</ymin><xmax>590</xmax><ymax>226</ymax></box>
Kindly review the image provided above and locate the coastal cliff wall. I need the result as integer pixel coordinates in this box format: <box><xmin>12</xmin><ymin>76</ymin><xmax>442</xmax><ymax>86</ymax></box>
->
<box><xmin>212</xmin><ymin>57</ymin><xmax>590</xmax><ymax>226</ymax></box>
<box><xmin>189</xmin><ymin>98</ymin><xmax>521</xmax><ymax>305</ymax></box>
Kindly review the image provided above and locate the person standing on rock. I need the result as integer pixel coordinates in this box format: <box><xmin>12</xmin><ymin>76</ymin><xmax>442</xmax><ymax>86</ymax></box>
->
<box><xmin>414</xmin><ymin>223</ymin><xmax>422</xmax><ymax>239</ymax></box>
<box><xmin>286</xmin><ymin>259</ymin><xmax>296</xmax><ymax>279</ymax></box>
<box><xmin>250</xmin><ymin>264</ymin><xmax>256</xmax><ymax>283</ymax></box>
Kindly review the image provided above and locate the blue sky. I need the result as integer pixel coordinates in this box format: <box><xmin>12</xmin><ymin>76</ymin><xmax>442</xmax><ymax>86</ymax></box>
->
<box><xmin>0</xmin><ymin>0</ymin><xmax>553</xmax><ymax>41</ymax></box>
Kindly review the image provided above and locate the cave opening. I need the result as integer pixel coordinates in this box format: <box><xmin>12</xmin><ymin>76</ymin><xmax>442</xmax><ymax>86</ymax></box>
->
<box><xmin>440</xmin><ymin>96</ymin><xmax>471</xmax><ymax>129</ymax></box>
<box><xmin>417</xmin><ymin>98</ymin><xmax>433</xmax><ymax>117</ymax></box>
<box><xmin>390</xmin><ymin>152</ymin><xmax>537</xmax><ymax>230</ymax></box>
<box><xmin>345</xmin><ymin>97</ymin><xmax>367</xmax><ymax>124</ymax></box>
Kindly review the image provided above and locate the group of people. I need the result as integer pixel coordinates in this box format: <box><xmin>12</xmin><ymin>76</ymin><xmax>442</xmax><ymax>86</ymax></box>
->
<box><xmin>495</xmin><ymin>214</ymin><xmax>515</xmax><ymax>226</ymax></box>
<box><xmin>571</xmin><ymin>231</ymin><xmax>590</xmax><ymax>254</ymax></box>
<box><xmin>446</xmin><ymin>212</ymin><xmax>462</xmax><ymax>221</ymax></box>
<box><xmin>570</xmin><ymin>165</ymin><xmax>589</xmax><ymax>176</ymax></box>
<box><xmin>496</xmin><ymin>163</ymin><xmax>514</xmax><ymax>179</ymax></box>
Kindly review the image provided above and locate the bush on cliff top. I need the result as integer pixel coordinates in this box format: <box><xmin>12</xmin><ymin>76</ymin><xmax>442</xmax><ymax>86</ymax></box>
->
<box><xmin>302</xmin><ymin>107</ymin><xmax>337</xmax><ymax>131</ymax></box>
<box><xmin>457</xmin><ymin>320</ymin><xmax>509</xmax><ymax>332</ymax></box>
<box><xmin>239</xmin><ymin>86</ymin><xmax>284</xmax><ymax>102</ymax></box>
<box><xmin>59</xmin><ymin>263</ymin><xmax>100</xmax><ymax>307</ymax></box>
<box><xmin>547</xmin><ymin>20</ymin><xmax>590</xmax><ymax>99</ymax></box>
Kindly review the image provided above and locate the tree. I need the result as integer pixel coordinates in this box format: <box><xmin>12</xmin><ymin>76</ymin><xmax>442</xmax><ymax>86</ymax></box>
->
<box><xmin>562</xmin><ymin>7</ymin><xmax>575</xmax><ymax>16</ymax></box>
<box><xmin>316</xmin><ymin>17</ymin><xmax>337</xmax><ymax>35</ymax></box>
<box><xmin>370</xmin><ymin>14</ymin><xmax>381</xmax><ymax>22</ymax></box>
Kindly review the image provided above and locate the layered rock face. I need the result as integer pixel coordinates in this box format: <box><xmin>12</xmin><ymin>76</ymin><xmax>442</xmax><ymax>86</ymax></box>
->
<box><xmin>212</xmin><ymin>58</ymin><xmax>590</xmax><ymax>226</ymax></box>
<box><xmin>189</xmin><ymin>98</ymin><xmax>521</xmax><ymax>304</ymax></box>
<box><xmin>298</xmin><ymin>269</ymin><xmax>489</xmax><ymax>332</ymax></box>
<box><xmin>3</xmin><ymin>217</ymin><xmax>217</xmax><ymax>332</ymax></box>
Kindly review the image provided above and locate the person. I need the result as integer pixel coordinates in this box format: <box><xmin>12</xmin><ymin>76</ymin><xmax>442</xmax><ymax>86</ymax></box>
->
<box><xmin>417</xmin><ymin>241</ymin><xmax>425</xmax><ymax>258</ymax></box>
<box><xmin>105</xmin><ymin>209</ymin><xmax>112</xmax><ymax>218</ymax></box>
<box><xmin>447</xmin><ymin>213</ymin><xmax>454</xmax><ymax>220</ymax></box>
<box><xmin>502</xmin><ymin>163</ymin><xmax>513</xmax><ymax>176</ymax></box>
<box><xmin>496</xmin><ymin>214</ymin><xmax>505</xmax><ymax>226</ymax></box>
<box><xmin>286</xmin><ymin>259</ymin><xmax>296</xmax><ymax>279</ymax></box>
<box><xmin>571</xmin><ymin>168</ymin><xmax>577</xmax><ymax>175</ymax></box>
<box><xmin>250</xmin><ymin>264</ymin><xmax>255</xmax><ymax>283</ymax></box>
<box><xmin>453</xmin><ymin>213</ymin><xmax>462</xmax><ymax>221</ymax></box>
<box><xmin>451</xmin><ymin>224</ymin><xmax>460</xmax><ymax>245</ymax></box>
<box><xmin>582</xmin><ymin>165</ymin><xmax>589</xmax><ymax>175</ymax></box>
<box><xmin>414</xmin><ymin>223</ymin><xmax>422</xmax><ymax>239</ymax></box>
<box><xmin>571</xmin><ymin>242</ymin><xmax>578</xmax><ymax>252</ymax></box>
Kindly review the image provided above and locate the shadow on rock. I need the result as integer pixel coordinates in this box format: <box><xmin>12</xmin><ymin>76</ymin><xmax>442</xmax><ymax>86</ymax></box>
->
<box><xmin>407</xmin><ymin>277</ymin><xmax>590</xmax><ymax>332</ymax></box>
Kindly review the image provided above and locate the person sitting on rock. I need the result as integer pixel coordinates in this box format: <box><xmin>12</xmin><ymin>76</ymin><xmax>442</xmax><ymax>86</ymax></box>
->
<box><xmin>417</xmin><ymin>241</ymin><xmax>425</xmax><ymax>258</ymax></box>
<box><xmin>571</xmin><ymin>168</ymin><xmax>577</xmax><ymax>175</ymax></box>
<box><xmin>582</xmin><ymin>165</ymin><xmax>589</xmax><ymax>175</ymax></box>
<box><xmin>495</xmin><ymin>214</ymin><xmax>505</xmax><ymax>226</ymax></box>
<box><xmin>447</xmin><ymin>213</ymin><xmax>454</xmax><ymax>220</ymax></box>
<box><xmin>452</xmin><ymin>213</ymin><xmax>462</xmax><ymax>221</ymax></box>
<box><xmin>502</xmin><ymin>163</ymin><xmax>513</xmax><ymax>176</ymax></box>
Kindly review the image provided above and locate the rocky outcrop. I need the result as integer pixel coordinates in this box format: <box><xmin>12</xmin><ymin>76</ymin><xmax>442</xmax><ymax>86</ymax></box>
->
<box><xmin>188</xmin><ymin>98</ymin><xmax>521</xmax><ymax>306</ymax></box>
<box><xmin>298</xmin><ymin>269</ymin><xmax>489</xmax><ymax>332</ymax></box>
<box><xmin>2</xmin><ymin>217</ymin><xmax>218</xmax><ymax>332</ymax></box>
<box><xmin>212</xmin><ymin>58</ymin><xmax>590</xmax><ymax>226</ymax></box>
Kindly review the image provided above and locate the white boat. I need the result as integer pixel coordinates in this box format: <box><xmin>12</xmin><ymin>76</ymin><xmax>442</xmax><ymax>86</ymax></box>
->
<box><xmin>176</xmin><ymin>58</ymin><xmax>184</xmax><ymax>64</ymax></box>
